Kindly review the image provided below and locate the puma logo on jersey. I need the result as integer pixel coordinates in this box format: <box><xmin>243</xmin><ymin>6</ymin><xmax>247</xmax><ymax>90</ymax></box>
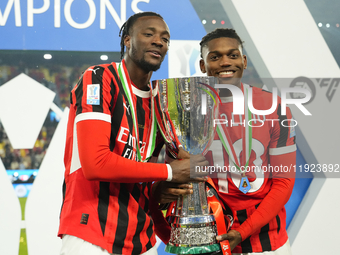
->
<box><xmin>123</xmin><ymin>102</ymin><xmax>130</xmax><ymax>115</ymax></box>
<box><xmin>88</xmin><ymin>67</ymin><xmax>100</xmax><ymax>75</ymax></box>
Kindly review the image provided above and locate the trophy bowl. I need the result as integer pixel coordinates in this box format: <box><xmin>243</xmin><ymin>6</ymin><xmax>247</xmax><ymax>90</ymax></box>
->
<box><xmin>152</xmin><ymin>77</ymin><xmax>221</xmax><ymax>254</ymax></box>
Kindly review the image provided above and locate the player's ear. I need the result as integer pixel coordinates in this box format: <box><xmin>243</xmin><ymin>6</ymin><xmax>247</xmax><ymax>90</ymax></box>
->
<box><xmin>200</xmin><ymin>59</ymin><xmax>206</xmax><ymax>73</ymax></box>
<box><xmin>124</xmin><ymin>35</ymin><xmax>131</xmax><ymax>50</ymax></box>
<box><xmin>243</xmin><ymin>55</ymin><xmax>247</xmax><ymax>69</ymax></box>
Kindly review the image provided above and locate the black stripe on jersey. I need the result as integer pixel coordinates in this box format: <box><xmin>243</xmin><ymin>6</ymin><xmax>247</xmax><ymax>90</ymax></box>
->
<box><xmin>97</xmin><ymin>182</ymin><xmax>110</xmax><ymax>236</ymax></box>
<box><xmin>131</xmin><ymin>206</ymin><xmax>145</xmax><ymax>254</ymax></box>
<box><xmin>121</xmin><ymin>104</ymin><xmax>134</xmax><ymax>159</ymax></box>
<box><xmin>59</xmin><ymin>180</ymin><xmax>66</xmax><ymax>216</ymax></box>
<box><xmin>145</xmin><ymin>218</ymin><xmax>154</xmax><ymax>250</ymax></box>
<box><xmin>276</xmin><ymin>103</ymin><xmax>289</xmax><ymax>148</ymax></box>
<box><xmin>131</xmin><ymin>184</ymin><xmax>143</xmax><ymax>254</ymax></box>
<box><xmin>236</xmin><ymin>209</ymin><xmax>252</xmax><ymax>253</ymax></box>
<box><xmin>153</xmin><ymin>138</ymin><xmax>164</xmax><ymax>157</ymax></box>
<box><xmin>91</xmin><ymin>66</ymin><xmax>104</xmax><ymax>113</ymax></box>
<box><xmin>112</xmin><ymin>184</ymin><xmax>130</xmax><ymax>254</ymax></box>
<box><xmin>137</xmin><ymin>96</ymin><xmax>146</xmax><ymax>145</ymax></box>
<box><xmin>259</xmin><ymin>223</ymin><xmax>272</xmax><ymax>251</ymax></box>
<box><xmin>276</xmin><ymin>215</ymin><xmax>281</xmax><ymax>234</ymax></box>
<box><xmin>107</xmin><ymin>65</ymin><xmax>124</xmax><ymax>151</ymax></box>
<box><xmin>75</xmin><ymin>77</ymin><xmax>84</xmax><ymax>115</ymax></box>
<box><xmin>108</xmin><ymin>65</ymin><xmax>134</xmax><ymax>159</ymax></box>
<box><xmin>131</xmin><ymin>183</ymin><xmax>141</xmax><ymax>203</ymax></box>
<box><xmin>154</xmin><ymin>93</ymin><xmax>165</xmax><ymax>128</ymax></box>
<box><xmin>255</xmin><ymin>204</ymin><xmax>272</xmax><ymax>251</ymax></box>
<box><xmin>62</xmin><ymin>180</ymin><xmax>66</xmax><ymax>203</ymax></box>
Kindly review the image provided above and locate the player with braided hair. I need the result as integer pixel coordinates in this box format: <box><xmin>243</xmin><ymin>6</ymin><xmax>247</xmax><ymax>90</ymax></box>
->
<box><xmin>119</xmin><ymin>12</ymin><xmax>163</xmax><ymax>60</ymax></box>
<box><xmin>58</xmin><ymin>12</ymin><xmax>208</xmax><ymax>255</ymax></box>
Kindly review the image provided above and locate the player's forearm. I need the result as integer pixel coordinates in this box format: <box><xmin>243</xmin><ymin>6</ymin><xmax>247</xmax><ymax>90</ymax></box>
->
<box><xmin>235</xmin><ymin>177</ymin><xmax>295</xmax><ymax>240</ymax></box>
<box><xmin>77</xmin><ymin>119</ymin><xmax>169</xmax><ymax>182</ymax></box>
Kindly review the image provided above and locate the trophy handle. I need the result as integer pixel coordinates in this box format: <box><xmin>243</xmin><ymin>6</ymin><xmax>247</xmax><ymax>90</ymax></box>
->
<box><xmin>153</xmin><ymin>83</ymin><xmax>181</xmax><ymax>158</ymax></box>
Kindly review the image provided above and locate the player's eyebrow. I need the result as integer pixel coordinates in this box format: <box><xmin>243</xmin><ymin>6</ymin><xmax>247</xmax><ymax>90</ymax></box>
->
<box><xmin>144</xmin><ymin>27</ymin><xmax>170</xmax><ymax>37</ymax></box>
<box><xmin>208</xmin><ymin>48</ymin><xmax>240</xmax><ymax>55</ymax></box>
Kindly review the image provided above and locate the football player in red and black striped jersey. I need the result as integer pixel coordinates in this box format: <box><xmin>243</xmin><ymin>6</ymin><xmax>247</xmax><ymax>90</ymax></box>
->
<box><xmin>197</xmin><ymin>28</ymin><xmax>296</xmax><ymax>255</ymax></box>
<box><xmin>58</xmin><ymin>12</ymin><xmax>208</xmax><ymax>255</ymax></box>
<box><xmin>156</xmin><ymin>29</ymin><xmax>296</xmax><ymax>254</ymax></box>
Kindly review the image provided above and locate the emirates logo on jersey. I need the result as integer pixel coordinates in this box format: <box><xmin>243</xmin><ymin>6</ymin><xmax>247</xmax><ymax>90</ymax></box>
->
<box><xmin>117</xmin><ymin>127</ymin><xmax>146</xmax><ymax>160</ymax></box>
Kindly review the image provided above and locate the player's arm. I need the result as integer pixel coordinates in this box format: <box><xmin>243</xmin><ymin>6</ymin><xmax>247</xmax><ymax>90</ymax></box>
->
<box><xmin>151</xmin><ymin>148</ymin><xmax>196</xmax><ymax>204</ymax></box>
<box><xmin>76</xmin><ymin>67</ymin><xmax>208</xmax><ymax>183</ymax></box>
<box><xmin>228</xmin><ymin>154</ymin><xmax>295</xmax><ymax>241</ymax></box>
<box><xmin>218</xmin><ymin>104</ymin><xmax>296</xmax><ymax>248</ymax></box>
<box><xmin>217</xmin><ymin>173</ymin><xmax>295</xmax><ymax>249</ymax></box>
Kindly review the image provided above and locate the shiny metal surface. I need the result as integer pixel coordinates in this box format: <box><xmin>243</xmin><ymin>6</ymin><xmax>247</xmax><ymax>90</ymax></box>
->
<box><xmin>152</xmin><ymin>77</ymin><xmax>220</xmax><ymax>252</ymax></box>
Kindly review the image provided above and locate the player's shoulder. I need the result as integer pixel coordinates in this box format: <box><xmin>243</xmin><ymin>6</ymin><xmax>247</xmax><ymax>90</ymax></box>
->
<box><xmin>247</xmin><ymin>84</ymin><xmax>273</xmax><ymax>97</ymax></box>
<box><xmin>83</xmin><ymin>62</ymin><xmax>117</xmax><ymax>75</ymax></box>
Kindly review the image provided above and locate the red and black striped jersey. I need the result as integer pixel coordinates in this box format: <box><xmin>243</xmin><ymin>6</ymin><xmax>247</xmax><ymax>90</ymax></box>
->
<box><xmin>206</xmin><ymin>84</ymin><xmax>296</xmax><ymax>253</ymax></box>
<box><xmin>58</xmin><ymin>61</ymin><xmax>169</xmax><ymax>254</ymax></box>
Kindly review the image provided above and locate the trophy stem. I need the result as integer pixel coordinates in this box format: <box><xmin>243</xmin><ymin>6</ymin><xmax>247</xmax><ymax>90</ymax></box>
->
<box><xmin>153</xmin><ymin>76</ymin><xmax>221</xmax><ymax>254</ymax></box>
<box><xmin>166</xmin><ymin>183</ymin><xmax>220</xmax><ymax>254</ymax></box>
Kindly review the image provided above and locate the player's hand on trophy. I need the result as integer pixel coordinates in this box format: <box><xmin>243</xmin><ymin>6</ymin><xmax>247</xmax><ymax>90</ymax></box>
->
<box><xmin>169</xmin><ymin>147</ymin><xmax>209</xmax><ymax>183</ymax></box>
<box><xmin>216</xmin><ymin>230</ymin><xmax>242</xmax><ymax>251</ymax></box>
<box><xmin>177</xmin><ymin>147</ymin><xmax>190</xmax><ymax>159</ymax></box>
<box><xmin>152</xmin><ymin>181</ymin><xmax>193</xmax><ymax>204</ymax></box>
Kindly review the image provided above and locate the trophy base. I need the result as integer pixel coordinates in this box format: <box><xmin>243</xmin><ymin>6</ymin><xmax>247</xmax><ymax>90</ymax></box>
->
<box><xmin>166</xmin><ymin>215</ymin><xmax>221</xmax><ymax>254</ymax></box>
<box><xmin>165</xmin><ymin>243</ymin><xmax>221</xmax><ymax>254</ymax></box>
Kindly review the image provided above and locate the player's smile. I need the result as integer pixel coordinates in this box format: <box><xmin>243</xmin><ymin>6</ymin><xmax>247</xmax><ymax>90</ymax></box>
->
<box><xmin>200</xmin><ymin>37</ymin><xmax>247</xmax><ymax>87</ymax></box>
<box><xmin>126</xmin><ymin>16</ymin><xmax>170</xmax><ymax>72</ymax></box>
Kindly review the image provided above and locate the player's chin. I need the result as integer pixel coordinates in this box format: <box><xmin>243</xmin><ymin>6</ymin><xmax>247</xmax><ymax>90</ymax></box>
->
<box><xmin>144</xmin><ymin>60</ymin><xmax>163</xmax><ymax>72</ymax></box>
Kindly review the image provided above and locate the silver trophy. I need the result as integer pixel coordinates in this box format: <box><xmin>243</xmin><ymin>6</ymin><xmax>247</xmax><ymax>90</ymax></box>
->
<box><xmin>152</xmin><ymin>77</ymin><xmax>221</xmax><ymax>254</ymax></box>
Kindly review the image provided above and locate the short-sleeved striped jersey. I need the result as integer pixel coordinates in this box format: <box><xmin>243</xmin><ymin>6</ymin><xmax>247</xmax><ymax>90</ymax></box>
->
<box><xmin>206</xmin><ymin>84</ymin><xmax>296</xmax><ymax>253</ymax></box>
<box><xmin>58</xmin><ymin>61</ymin><xmax>168</xmax><ymax>254</ymax></box>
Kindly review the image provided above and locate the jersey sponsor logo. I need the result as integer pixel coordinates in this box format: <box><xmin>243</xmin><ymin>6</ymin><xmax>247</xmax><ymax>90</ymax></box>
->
<box><xmin>117</xmin><ymin>127</ymin><xmax>146</xmax><ymax>160</ymax></box>
<box><xmin>87</xmin><ymin>84</ymin><xmax>100</xmax><ymax>105</ymax></box>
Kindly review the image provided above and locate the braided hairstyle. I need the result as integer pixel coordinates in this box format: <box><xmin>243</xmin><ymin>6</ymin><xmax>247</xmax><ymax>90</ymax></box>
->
<box><xmin>119</xmin><ymin>12</ymin><xmax>164</xmax><ymax>59</ymax></box>
<box><xmin>200</xmin><ymin>28</ymin><xmax>244</xmax><ymax>57</ymax></box>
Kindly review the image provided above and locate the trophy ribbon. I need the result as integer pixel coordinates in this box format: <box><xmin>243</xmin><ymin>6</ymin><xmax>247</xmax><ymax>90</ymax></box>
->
<box><xmin>215</xmin><ymin>84</ymin><xmax>253</xmax><ymax>194</ymax></box>
<box><xmin>118</xmin><ymin>62</ymin><xmax>157</xmax><ymax>162</ymax></box>
<box><xmin>206</xmin><ymin>178</ymin><xmax>232</xmax><ymax>255</ymax></box>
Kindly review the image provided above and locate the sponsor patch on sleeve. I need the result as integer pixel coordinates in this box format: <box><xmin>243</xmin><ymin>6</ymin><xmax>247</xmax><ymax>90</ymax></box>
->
<box><xmin>87</xmin><ymin>84</ymin><xmax>100</xmax><ymax>105</ymax></box>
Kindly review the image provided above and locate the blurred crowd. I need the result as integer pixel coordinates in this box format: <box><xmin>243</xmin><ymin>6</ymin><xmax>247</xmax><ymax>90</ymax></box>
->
<box><xmin>0</xmin><ymin>63</ymin><xmax>87</xmax><ymax>170</ymax></box>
